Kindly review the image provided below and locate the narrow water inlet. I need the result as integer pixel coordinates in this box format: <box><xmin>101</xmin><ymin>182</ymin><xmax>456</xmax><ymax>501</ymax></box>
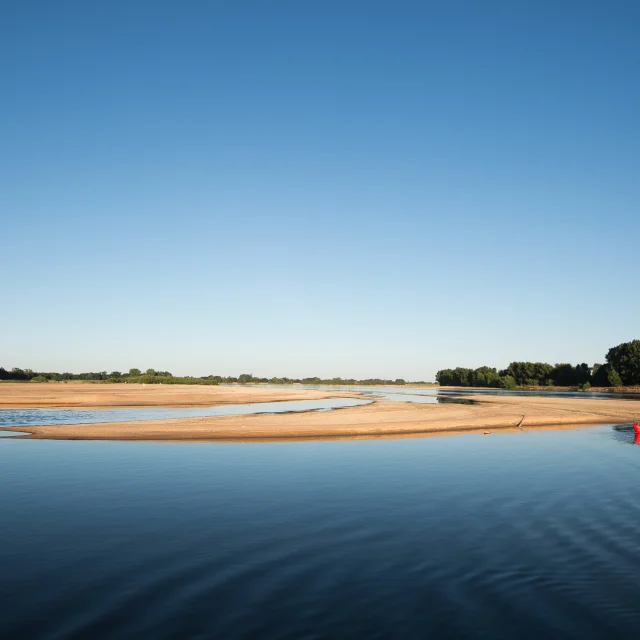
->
<box><xmin>0</xmin><ymin>397</ymin><xmax>372</xmax><ymax>429</ymax></box>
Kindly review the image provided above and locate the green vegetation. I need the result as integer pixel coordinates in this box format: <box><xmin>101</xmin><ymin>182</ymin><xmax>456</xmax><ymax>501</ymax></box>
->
<box><xmin>0</xmin><ymin>368</ymin><xmax>180</xmax><ymax>383</ymax></box>
<box><xmin>0</xmin><ymin>368</ymin><xmax>212</xmax><ymax>385</ymax></box>
<box><xmin>436</xmin><ymin>339</ymin><xmax>640</xmax><ymax>389</ymax></box>
<box><xmin>105</xmin><ymin>375</ymin><xmax>220</xmax><ymax>385</ymax></box>
<box><xmin>0</xmin><ymin>367</ymin><xmax>426</xmax><ymax>386</ymax></box>
<box><xmin>6</xmin><ymin>339</ymin><xmax>638</xmax><ymax>390</ymax></box>
<box><xmin>605</xmin><ymin>340</ymin><xmax>640</xmax><ymax>385</ymax></box>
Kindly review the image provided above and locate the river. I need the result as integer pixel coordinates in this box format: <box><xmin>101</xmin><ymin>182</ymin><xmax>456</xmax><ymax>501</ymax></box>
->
<box><xmin>1</xmin><ymin>423</ymin><xmax>639</xmax><ymax>637</ymax></box>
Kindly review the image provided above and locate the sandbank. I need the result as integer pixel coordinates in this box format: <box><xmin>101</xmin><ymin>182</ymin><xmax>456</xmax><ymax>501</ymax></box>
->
<box><xmin>6</xmin><ymin>392</ymin><xmax>640</xmax><ymax>441</ymax></box>
<box><xmin>0</xmin><ymin>382</ymin><xmax>361</xmax><ymax>408</ymax></box>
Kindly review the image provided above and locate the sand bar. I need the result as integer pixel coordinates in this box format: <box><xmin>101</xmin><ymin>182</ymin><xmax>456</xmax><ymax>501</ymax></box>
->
<box><xmin>6</xmin><ymin>391</ymin><xmax>640</xmax><ymax>441</ymax></box>
<box><xmin>0</xmin><ymin>382</ymin><xmax>362</xmax><ymax>408</ymax></box>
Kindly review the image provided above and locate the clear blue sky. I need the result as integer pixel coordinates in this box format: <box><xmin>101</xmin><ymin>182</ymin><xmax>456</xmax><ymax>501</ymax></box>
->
<box><xmin>2</xmin><ymin>1</ymin><xmax>639</xmax><ymax>380</ymax></box>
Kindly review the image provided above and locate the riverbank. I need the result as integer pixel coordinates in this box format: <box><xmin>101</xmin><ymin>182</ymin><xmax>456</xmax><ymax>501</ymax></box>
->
<box><xmin>7</xmin><ymin>393</ymin><xmax>639</xmax><ymax>441</ymax></box>
<box><xmin>0</xmin><ymin>382</ymin><xmax>361</xmax><ymax>408</ymax></box>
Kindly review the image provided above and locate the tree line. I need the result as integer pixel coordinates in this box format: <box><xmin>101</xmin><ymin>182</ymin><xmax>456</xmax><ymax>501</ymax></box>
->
<box><xmin>0</xmin><ymin>368</ymin><xmax>217</xmax><ymax>385</ymax></box>
<box><xmin>0</xmin><ymin>367</ymin><xmax>423</xmax><ymax>386</ymax></box>
<box><xmin>436</xmin><ymin>339</ymin><xmax>640</xmax><ymax>389</ymax></box>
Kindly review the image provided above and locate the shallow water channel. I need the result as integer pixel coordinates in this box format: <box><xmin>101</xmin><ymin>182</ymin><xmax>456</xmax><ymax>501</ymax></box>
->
<box><xmin>0</xmin><ymin>386</ymin><xmax>474</xmax><ymax>432</ymax></box>
<box><xmin>0</xmin><ymin>397</ymin><xmax>371</xmax><ymax>430</ymax></box>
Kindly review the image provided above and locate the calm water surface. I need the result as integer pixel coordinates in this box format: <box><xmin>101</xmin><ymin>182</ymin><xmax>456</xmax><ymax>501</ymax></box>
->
<box><xmin>1</xmin><ymin>426</ymin><xmax>640</xmax><ymax>638</ymax></box>
<box><xmin>0</xmin><ymin>397</ymin><xmax>371</xmax><ymax>429</ymax></box>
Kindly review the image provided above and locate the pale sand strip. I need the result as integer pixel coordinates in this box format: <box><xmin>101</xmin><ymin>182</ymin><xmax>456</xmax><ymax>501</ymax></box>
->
<box><xmin>0</xmin><ymin>382</ymin><xmax>361</xmax><ymax>408</ymax></box>
<box><xmin>7</xmin><ymin>394</ymin><xmax>640</xmax><ymax>441</ymax></box>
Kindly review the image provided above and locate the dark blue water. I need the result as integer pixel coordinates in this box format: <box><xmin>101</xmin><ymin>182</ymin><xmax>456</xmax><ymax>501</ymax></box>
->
<box><xmin>2</xmin><ymin>426</ymin><xmax>639</xmax><ymax>638</ymax></box>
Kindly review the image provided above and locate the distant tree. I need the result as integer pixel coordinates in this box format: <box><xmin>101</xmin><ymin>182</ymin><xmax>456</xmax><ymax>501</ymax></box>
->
<box><xmin>502</xmin><ymin>362</ymin><xmax>553</xmax><ymax>386</ymax></box>
<box><xmin>436</xmin><ymin>369</ymin><xmax>453</xmax><ymax>385</ymax></box>
<box><xmin>575</xmin><ymin>363</ymin><xmax>592</xmax><ymax>385</ymax></box>
<box><xmin>606</xmin><ymin>340</ymin><xmax>640</xmax><ymax>385</ymax></box>
<box><xmin>592</xmin><ymin>363</ymin><xmax>611</xmax><ymax>387</ymax></box>
<box><xmin>394</xmin><ymin>378</ymin><xmax>406</xmax><ymax>385</ymax></box>
<box><xmin>502</xmin><ymin>375</ymin><xmax>517</xmax><ymax>390</ymax></box>
<box><xmin>31</xmin><ymin>375</ymin><xmax>48</xmax><ymax>383</ymax></box>
<box><xmin>145</xmin><ymin>368</ymin><xmax>156</xmax><ymax>376</ymax></box>
<box><xmin>550</xmin><ymin>364</ymin><xmax>577</xmax><ymax>386</ymax></box>
<box><xmin>472</xmin><ymin>366</ymin><xmax>502</xmax><ymax>388</ymax></box>
<box><xmin>592</xmin><ymin>364</ymin><xmax>622</xmax><ymax>387</ymax></box>
<box><xmin>129</xmin><ymin>368</ymin><xmax>141</xmax><ymax>377</ymax></box>
<box><xmin>451</xmin><ymin>368</ymin><xmax>473</xmax><ymax>386</ymax></box>
<box><xmin>238</xmin><ymin>373</ymin><xmax>253</xmax><ymax>384</ymax></box>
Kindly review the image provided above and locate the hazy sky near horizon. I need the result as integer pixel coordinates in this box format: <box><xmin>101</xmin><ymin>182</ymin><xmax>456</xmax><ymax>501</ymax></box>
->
<box><xmin>2</xmin><ymin>1</ymin><xmax>639</xmax><ymax>380</ymax></box>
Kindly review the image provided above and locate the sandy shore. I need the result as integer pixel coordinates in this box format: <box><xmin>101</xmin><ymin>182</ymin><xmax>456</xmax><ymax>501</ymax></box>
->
<box><xmin>6</xmin><ymin>392</ymin><xmax>640</xmax><ymax>441</ymax></box>
<box><xmin>0</xmin><ymin>382</ymin><xmax>361</xmax><ymax>408</ymax></box>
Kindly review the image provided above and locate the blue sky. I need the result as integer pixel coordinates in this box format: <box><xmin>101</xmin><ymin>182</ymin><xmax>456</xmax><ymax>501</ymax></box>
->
<box><xmin>2</xmin><ymin>1</ymin><xmax>638</xmax><ymax>380</ymax></box>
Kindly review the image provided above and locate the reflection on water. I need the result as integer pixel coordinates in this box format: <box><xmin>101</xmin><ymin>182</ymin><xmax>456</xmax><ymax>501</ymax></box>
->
<box><xmin>439</xmin><ymin>388</ymin><xmax>640</xmax><ymax>401</ymax></box>
<box><xmin>1</xmin><ymin>427</ymin><xmax>640</xmax><ymax>637</ymax></box>
<box><xmin>437</xmin><ymin>396</ymin><xmax>478</xmax><ymax>405</ymax></box>
<box><xmin>611</xmin><ymin>424</ymin><xmax>640</xmax><ymax>446</ymax></box>
<box><xmin>264</xmin><ymin>383</ymin><xmax>640</xmax><ymax>402</ymax></box>
<box><xmin>265</xmin><ymin>385</ymin><xmax>476</xmax><ymax>405</ymax></box>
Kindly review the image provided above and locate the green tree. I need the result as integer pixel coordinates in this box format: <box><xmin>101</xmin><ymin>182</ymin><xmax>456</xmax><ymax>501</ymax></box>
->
<box><xmin>550</xmin><ymin>363</ymin><xmax>577</xmax><ymax>386</ymax></box>
<box><xmin>607</xmin><ymin>367</ymin><xmax>622</xmax><ymax>387</ymax></box>
<box><xmin>606</xmin><ymin>339</ymin><xmax>640</xmax><ymax>385</ymax></box>
<box><xmin>592</xmin><ymin>363</ymin><xmax>612</xmax><ymax>387</ymax></box>
<box><xmin>129</xmin><ymin>368</ymin><xmax>141</xmax><ymax>377</ymax></box>
<box><xmin>501</xmin><ymin>362</ymin><xmax>553</xmax><ymax>386</ymax></box>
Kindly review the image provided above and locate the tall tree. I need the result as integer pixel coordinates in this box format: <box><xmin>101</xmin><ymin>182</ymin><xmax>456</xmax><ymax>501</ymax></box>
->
<box><xmin>606</xmin><ymin>340</ymin><xmax>640</xmax><ymax>385</ymax></box>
